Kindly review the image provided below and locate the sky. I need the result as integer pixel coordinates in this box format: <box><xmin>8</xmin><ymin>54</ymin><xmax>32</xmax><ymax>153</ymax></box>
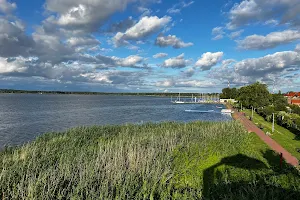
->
<box><xmin>0</xmin><ymin>0</ymin><xmax>299</xmax><ymax>93</ymax></box>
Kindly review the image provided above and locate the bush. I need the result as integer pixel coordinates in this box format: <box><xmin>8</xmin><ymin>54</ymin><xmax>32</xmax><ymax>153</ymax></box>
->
<box><xmin>276</xmin><ymin>111</ymin><xmax>294</xmax><ymax>129</ymax></box>
<box><xmin>258</xmin><ymin>106</ymin><xmax>275</xmax><ymax>122</ymax></box>
<box><xmin>292</xmin><ymin>115</ymin><xmax>300</xmax><ymax>131</ymax></box>
<box><xmin>265</xmin><ymin>115</ymin><xmax>273</xmax><ymax>122</ymax></box>
<box><xmin>290</xmin><ymin>105</ymin><xmax>300</xmax><ymax>115</ymax></box>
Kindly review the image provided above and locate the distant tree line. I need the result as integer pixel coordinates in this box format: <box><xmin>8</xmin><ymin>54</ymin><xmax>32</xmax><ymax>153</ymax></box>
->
<box><xmin>220</xmin><ymin>82</ymin><xmax>300</xmax><ymax>133</ymax></box>
<box><xmin>0</xmin><ymin>89</ymin><xmax>220</xmax><ymax>97</ymax></box>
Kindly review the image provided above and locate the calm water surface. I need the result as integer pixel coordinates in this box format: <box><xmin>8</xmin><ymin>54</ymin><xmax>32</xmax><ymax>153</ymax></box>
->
<box><xmin>0</xmin><ymin>94</ymin><xmax>231</xmax><ymax>148</ymax></box>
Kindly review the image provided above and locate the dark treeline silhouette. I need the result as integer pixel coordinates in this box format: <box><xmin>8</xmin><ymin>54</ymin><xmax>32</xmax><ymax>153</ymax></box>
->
<box><xmin>0</xmin><ymin>89</ymin><xmax>220</xmax><ymax>97</ymax></box>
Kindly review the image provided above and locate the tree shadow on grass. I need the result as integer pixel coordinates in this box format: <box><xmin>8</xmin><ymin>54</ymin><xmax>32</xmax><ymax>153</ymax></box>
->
<box><xmin>262</xmin><ymin>149</ymin><xmax>295</xmax><ymax>172</ymax></box>
<box><xmin>203</xmin><ymin>151</ymin><xmax>300</xmax><ymax>200</ymax></box>
<box><xmin>293</xmin><ymin>133</ymin><xmax>300</xmax><ymax>141</ymax></box>
<box><xmin>287</xmin><ymin>127</ymin><xmax>300</xmax><ymax>138</ymax></box>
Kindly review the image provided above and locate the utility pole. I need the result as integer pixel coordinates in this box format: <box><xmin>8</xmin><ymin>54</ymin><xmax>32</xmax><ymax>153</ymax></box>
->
<box><xmin>241</xmin><ymin>103</ymin><xmax>242</xmax><ymax>111</ymax></box>
<box><xmin>272</xmin><ymin>113</ymin><xmax>275</xmax><ymax>133</ymax></box>
<box><xmin>272</xmin><ymin>79</ymin><xmax>276</xmax><ymax>94</ymax></box>
<box><xmin>251</xmin><ymin>106</ymin><xmax>254</xmax><ymax>120</ymax></box>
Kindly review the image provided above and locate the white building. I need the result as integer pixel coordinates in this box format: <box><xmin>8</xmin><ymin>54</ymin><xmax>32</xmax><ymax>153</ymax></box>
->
<box><xmin>220</xmin><ymin>99</ymin><xmax>238</xmax><ymax>103</ymax></box>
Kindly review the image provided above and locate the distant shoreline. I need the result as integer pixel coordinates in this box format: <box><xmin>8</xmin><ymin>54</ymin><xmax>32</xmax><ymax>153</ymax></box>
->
<box><xmin>0</xmin><ymin>89</ymin><xmax>220</xmax><ymax>97</ymax></box>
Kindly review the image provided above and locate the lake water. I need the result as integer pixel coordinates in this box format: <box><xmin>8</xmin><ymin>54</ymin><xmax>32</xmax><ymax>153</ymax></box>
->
<box><xmin>0</xmin><ymin>94</ymin><xmax>231</xmax><ymax>148</ymax></box>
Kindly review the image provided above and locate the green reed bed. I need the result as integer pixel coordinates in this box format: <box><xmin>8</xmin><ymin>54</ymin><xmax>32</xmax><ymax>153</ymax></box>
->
<box><xmin>1</xmin><ymin>121</ymin><xmax>300</xmax><ymax>199</ymax></box>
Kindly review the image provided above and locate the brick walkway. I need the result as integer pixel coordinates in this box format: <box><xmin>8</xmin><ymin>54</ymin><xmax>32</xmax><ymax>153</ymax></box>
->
<box><xmin>233</xmin><ymin>110</ymin><xmax>299</xmax><ymax>166</ymax></box>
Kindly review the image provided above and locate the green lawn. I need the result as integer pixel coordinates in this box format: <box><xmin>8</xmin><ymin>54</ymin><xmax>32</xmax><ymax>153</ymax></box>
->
<box><xmin>243</xmin><ymin>109</ymin><xmax>300</xmax><ymax>160</ymax></box>
<box><xmin>1</xmin><ymin>121</ymin><xmax>300</xmax><ymax>199</ymax></box>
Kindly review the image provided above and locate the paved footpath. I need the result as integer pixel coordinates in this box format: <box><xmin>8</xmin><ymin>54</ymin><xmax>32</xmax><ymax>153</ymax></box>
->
<box><xmin>232</xmin><ymin>109</ymin><xmax>299</xmax><ymax>167</ymax></box>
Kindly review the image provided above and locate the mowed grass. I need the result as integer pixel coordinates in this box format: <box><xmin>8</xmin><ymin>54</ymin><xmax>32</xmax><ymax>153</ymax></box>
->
<box><xmin>243</xmin><ymin>109</ymin><xmax>300</xmax><ymax>161</ymax></box>
<box><xmin>1</xmin><ymin>121</ymin><xmax>300</xmax><ymax>199</ymax></box>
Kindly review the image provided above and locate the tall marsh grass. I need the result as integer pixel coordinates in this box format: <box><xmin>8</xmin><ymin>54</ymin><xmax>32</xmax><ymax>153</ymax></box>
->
<box><xmin>1</xmin><ymin>121</ymin><xmax>300</xmax><ymax>199</ymax></box>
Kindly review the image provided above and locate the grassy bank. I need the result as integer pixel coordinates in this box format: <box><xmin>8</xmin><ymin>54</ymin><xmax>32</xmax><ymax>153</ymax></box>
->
<box><xmin>1</xmin><ymin>121</ymin><xmax>300</xmax><ymax>199</ymax></box>
<box><xmin>243</xmin><ymin>109</ymin><xmax>300</xmax><ymax>161</ymax></box>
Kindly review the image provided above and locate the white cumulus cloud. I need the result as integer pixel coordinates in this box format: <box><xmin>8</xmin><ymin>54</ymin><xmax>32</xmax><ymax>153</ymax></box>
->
<box><xmin>155</xmin><ymin>34</ymin><xmax>193</xmax><ymax>48</ymax></box>
<box><xmin>155</xmin><ymin>79</ymin><xmax>174</xmax><ymax>87</ymax></box>
<box><xmin>0</xmin><ymin>56</ymin><xmax>28</xmax><ymax>74</ymax></box>
<box><xmin>195</xmin><ymin>52</ymin><xmax>224</xmax><ymax>71</ymax></box>
<box><xmin>156</xmin><ymin>79</ymin><xmax>215</xmax><ymax>88</ymax></box>
<box><xmin>234</xmin><ymin>51</ymin><xmax>300</xmax><ymax>77</ymax></box>
<box><xmin>112</xmin><ymin>55</ymin><xmax>143</xmax><ymax>67</ymax></box>
<box><xmin>229</xmin><ymin>30</ymin><xmax>244</xmax><ymax>39</ymax></box>
<box><xmin>45</xmin><ymin>0</ymin><xmax>135</xmax><ymax>31</ymax></box>
<box><xmin>153</xmin><ymin>53</ymin><xmax>168</xmax><ymax>58</ymax></box>
<box><xmin>226</xmin><ymin>0</ymin><xmax>300</xmax><ymax>29</ymax></box>
<box><xmin>237</xmin><ymin>30</ymin><xmax>300</xmax><ymax>50</ymax></box>
<box><xmin>0</xmin><ymin>0</ymin><xmax>16</xmax><ymax>14</ymax></box>
<box><xmin>210</xmin><ymin>50</ymin><xmax>300</xmax><ymax>88</ymax></box>
<box><xmin>67</xmin><ymin>36</ymin><xmax>100</xmax><ymax>47</ymax></box>
<box><xmin>212</xmin><ymin>27</ymin><xmax>225</xmax><ymax>40</ymax></box>
<box><xmin>161</xmin><ymin>53</ymin><xmax>190</xmax><ymax>68</ymax></box>
<box><xmin>296</xmin><ymin>44</ymin><xmax>300</xmax><ymax>52</ymax></box>
<box><xmin>113</xmin><ymin>16</ymin><xmax>171</xmax><ymax>47</ymax></box>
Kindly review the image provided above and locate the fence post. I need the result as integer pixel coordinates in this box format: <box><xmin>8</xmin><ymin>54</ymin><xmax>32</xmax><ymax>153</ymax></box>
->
<box><xmin>280</xmin><ymin>153</ymin><xmax>283</xmax><ymax>168</ymax></box>
<box><xmin>272</xmin><ymin>113</ymin><xmax>275</xmax><ymax>133</ymax></box>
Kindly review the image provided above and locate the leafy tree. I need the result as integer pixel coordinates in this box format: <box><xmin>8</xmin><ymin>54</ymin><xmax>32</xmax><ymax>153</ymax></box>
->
<box><xmin>277</xmin><ymin>111</ymin><xmax>294</xmax><ymax>128</ymax></box>
<box><xmin>271</xmin><ymin>93</ymin><xmax>288</xmax><ymax>112</ymax></box>
<box><xmin>294</xmin><ymin>117</ymin><xmax>300</xmax><ymax>131</ymax></box>
<box><xmin>237</xmin><ymin>82</ymin><xmax>271</xmax><ymax>109</ymax></box>
<box><xmin>220</xmin><ymin>88</ymin><xmax>238</xmax><ymax>99</ymax></box>
<box><xmin>258</xmin><ymin>106</ymin><xmax>275</xmax><ymax>122</ymax></box>
<box><xmin>290</xmin><ymin>104</ymin><xmax>300</xmax><ymax>115</ymax></box>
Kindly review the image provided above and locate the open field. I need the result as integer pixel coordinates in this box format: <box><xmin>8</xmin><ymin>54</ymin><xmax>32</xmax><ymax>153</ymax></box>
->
<box><xmin>243</xmin><ymin>109</ymin><xmax>300</xmax><ymax>161</ymax></box>
<box><xmin>1</xmin><ymin>121</ymin><xmax>300</xmax><ymax>199</ymax></box>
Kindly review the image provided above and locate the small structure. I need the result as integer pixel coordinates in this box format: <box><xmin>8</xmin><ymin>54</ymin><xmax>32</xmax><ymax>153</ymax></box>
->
<box><xmin>220</xmin><ymin>99</ymin><xmax>237</xmax><ymax>103</ymax></box>
<box><xmin>284</xmin><ymin>92</ymin><xmax>300</xmax><ymax>106</ymax></box>
<box><xmin>291</xmin><ymin>99</ymin><xmax>300</xmax><ymax>106</ymax></box>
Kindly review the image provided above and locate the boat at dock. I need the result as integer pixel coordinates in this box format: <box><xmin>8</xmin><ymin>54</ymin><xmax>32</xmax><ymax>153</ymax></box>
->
<box><xmin>185</xmin><ymin>110</ymin><xmax>216</xmax><ymax>113</ymax></box>
<box><xmin>184</xmin><ymin>109</ymin><xmax>234</xmax><ymax>115</ymax></box>
<box><xmin>172</xmin><ymin>93</ymin><xmax>185</xmax><ymax>104</ymax></box>
<box><xmin>171</xmin><ymin>93</ymin><xmax>221</xmax><ymax>104</ymax></box>
<box><xmin>221</xmin><ymin>109</ymin><xmax>234</xmax><ymax>114</ymax></box>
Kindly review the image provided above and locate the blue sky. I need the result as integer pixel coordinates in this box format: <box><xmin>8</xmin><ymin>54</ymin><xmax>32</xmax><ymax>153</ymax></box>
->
<box><xmin>0</xmin><ymin>0</ymin><xmax>299</xmax><ymax>92</ymax></box>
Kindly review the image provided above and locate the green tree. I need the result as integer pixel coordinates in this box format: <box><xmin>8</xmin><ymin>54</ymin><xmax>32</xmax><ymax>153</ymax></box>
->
<box><xmin>220</xmin><ymin>88</ymin><xmax>238</xmax><ymax>99</ymax></box>
<box><xmin>277</xmin><ymin>111</ymin><xmax>294</xmax><ymax>128</ymax></box>
<box><xmin>271</xmin><ymin>93</ymin><xmax>288</xmax><ymax>112</ymax></box>
<box><xmin>258</xmin><ymin>105</ymin><xmax>275</xmax><ymax>122</ymax></box>
<box><xmin>237</xmin><ymin>82</ymin><xmax>271</xmax><ymax>109</ymax></box>
<box><xmin>290</xmin><ymin>104</ymin><xmax>300</xmax><ymax>115</ymax></box>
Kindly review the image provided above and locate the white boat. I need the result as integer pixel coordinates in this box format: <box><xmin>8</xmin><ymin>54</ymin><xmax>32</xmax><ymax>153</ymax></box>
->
<box><xmin>221</xmin><ymin>109</ymin><xmax>234</xmax><ymax>114</ymax></box>
<box><xmin>173</xmin><ymin>93</ymin><xmax>185</xmax><ymax>104</ymax></box>
<box><xmin>174</xmin><ymin>100</ymin><xmax>185</xmax><ymax>104</ymax></box>
<box><xmin>185</xmin><ymin>110</ymin><xmax>215</xmax><ymax>113</ymax></box>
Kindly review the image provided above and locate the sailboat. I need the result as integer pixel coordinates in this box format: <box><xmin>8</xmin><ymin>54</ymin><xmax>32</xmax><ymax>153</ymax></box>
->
<box><xmin>173</xmin><ymin>93</ymin><xmax>185</xmax><ymax>104</ymax></box>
